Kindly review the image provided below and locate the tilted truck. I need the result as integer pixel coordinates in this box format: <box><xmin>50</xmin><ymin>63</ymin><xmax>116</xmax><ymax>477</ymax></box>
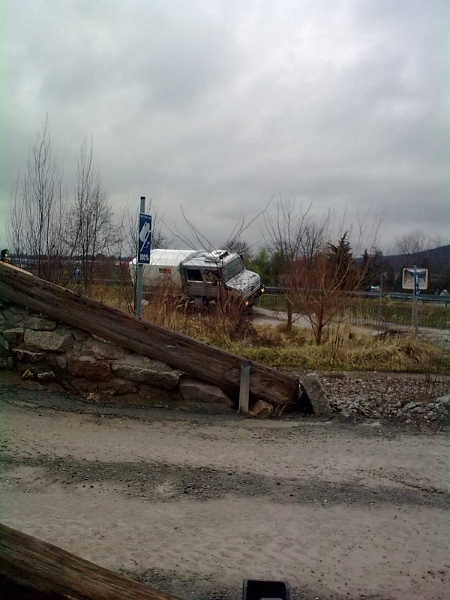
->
<box><xmin>131</xmin><ymin>248</ymin><xmax>263</xmax><ymax>307</ymax></box>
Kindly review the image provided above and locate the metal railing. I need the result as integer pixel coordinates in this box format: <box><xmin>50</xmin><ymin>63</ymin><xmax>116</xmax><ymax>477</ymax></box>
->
<box><xmin>256</xmin><ymin>290</ymin><xmax>450</xmax><ymax>330</ymax></box>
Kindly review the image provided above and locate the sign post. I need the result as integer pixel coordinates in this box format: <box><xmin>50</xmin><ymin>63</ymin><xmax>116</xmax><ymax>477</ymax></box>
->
<box><xmin>412</xmin><ymin>265</ymin><xmax>419</xmax><ymax>338</ymax></box>
<box><xmin>377</xmin><ymin>272</ymin><xmax>386</xmax><ymax>326</ymax></box>
<box><xmin>402</xmin><ymin>266</ymin><xmax>428</xmax><ymax>338</ymax></box>
<box><xmin>136</xmin><ymin>197</ymin><xmax>152</xmax><ymax>318</ymax></box>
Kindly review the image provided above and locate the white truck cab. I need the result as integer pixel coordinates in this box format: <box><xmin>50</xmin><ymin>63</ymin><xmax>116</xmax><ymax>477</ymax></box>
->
<box><xmin>131</xmin><ymin>249</ymin><xmax>262</xmax><ymax>307</ymax></box>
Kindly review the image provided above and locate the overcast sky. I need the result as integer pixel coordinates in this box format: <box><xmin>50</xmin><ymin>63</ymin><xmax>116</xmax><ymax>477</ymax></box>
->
<box><xmin>1</xmin><ymin>0</ymin><xmax>449</xmax><ymax>255</ymax></box>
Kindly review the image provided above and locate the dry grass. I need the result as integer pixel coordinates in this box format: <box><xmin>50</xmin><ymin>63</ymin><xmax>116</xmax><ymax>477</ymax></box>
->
<box><xmin>227</xmin><ymin>324</ymin><xmax>444</xmax><ymax>373</ymax></box>
<box><xmin>88</xmin><ymin>284</ymin><xmax>449</xmax><ymax>374</ymax></box>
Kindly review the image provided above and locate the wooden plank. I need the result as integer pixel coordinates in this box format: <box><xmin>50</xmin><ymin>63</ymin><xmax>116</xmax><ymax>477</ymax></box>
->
<box><xmin>0</xmin><ymin>523</ymin><xmax>180</xmax><ymax>599</ymax></box>
<box><xmin>0</xmin><ymin>263</ymin><xmax>299</xmax><ymax>405</ymax></box>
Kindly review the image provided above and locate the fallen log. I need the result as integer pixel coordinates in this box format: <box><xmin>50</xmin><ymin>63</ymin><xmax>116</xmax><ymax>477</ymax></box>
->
<box><xmin>0</xmin><ymin>263</ymin><xmax>299</xmax><ymax>405</ymax></box>
<box><xmin>0</xmin><ymin>522</ymin><xmax>180</xmax><ymax>599</ymax></box>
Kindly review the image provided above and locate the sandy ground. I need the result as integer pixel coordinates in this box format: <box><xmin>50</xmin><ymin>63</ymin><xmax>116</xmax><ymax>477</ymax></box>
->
<box><xmin>0</xmin><ymin>390</ymin><xmax>449</xmax><ymax>600</ymax></box>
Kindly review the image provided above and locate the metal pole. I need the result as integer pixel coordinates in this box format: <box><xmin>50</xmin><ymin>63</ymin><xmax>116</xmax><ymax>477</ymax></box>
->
<box><xmin>377</xmin><ymin>272</ymin><xmax>384</xmax><ymax>326</ymax></box>
<box><xmin>136</xmin><ymin>196</ymin><xmax>146</xmax><ymax>318</ymax></box>
<box><xmin>239</xmin><ymin>364</ymin><xmax>250</xmax><ymax>414</ymax></box>
<box><xmin>412</xmin><ymin>264</ymin><xmax>418</xmax><ymax>338</ymax></box>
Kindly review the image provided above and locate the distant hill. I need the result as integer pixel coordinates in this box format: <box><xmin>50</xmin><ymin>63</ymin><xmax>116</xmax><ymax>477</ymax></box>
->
<box><xmin>384</xmin><ymin>244</ymin><xmax>450</xmax><ymax>273</ymax></box>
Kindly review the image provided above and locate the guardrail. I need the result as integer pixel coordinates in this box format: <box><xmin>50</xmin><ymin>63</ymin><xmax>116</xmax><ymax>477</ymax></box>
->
<box><xmin>261</xmin><ymin>287</ymin><xmax>450</xmax><ymax>305</ymax></box>
<box><xmin>257</xmin><ymin>288</ymin><xmax>450</xmax><ymax>330</ymax></box>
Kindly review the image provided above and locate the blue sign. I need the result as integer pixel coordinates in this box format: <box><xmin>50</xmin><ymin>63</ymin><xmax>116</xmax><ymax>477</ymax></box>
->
<box><xmin>73</xmin><ymin>264</ymin><xmax>81</xmax><ymax>279</ymax></box>
<box><xmin>138</xmin><ymin>213</ymin><xmax>152</xmax><ymax>264</ymax></box>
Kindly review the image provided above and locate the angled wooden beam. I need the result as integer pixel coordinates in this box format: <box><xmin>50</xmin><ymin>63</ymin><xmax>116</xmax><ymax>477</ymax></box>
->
<box><xmin>0</xmin><ymin>263</ymin><xmax>299</xmax><ymax>405</ymax></box>
<box><xmin>0</xmin><ymin>522</ymin><xmax>180</xmax><ymax>599</ymax></box>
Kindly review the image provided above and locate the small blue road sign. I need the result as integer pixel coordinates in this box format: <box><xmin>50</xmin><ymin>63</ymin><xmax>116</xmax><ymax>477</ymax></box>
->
<box><xmin>138</xmin><ymin>213</ymin><xmax>152</xmax><ymax>264</ymax></box>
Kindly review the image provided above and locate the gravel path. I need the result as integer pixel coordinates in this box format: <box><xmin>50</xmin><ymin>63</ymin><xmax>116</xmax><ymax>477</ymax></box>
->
<box><xmin>1</xmin><ymin>383</ymin><xmax>449</xmax><ymax>600</ymax></box>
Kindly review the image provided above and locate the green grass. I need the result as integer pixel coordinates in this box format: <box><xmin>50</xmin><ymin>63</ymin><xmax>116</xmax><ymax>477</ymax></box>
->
<box><xmin>347</xmin><ymin>298</ymin><xmax>450</xmax><ymax>330</ymax></box>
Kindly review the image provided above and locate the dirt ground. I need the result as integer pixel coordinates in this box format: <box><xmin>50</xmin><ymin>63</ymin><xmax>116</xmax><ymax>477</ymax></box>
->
<box><xmin>0</xmin><ymin>384</ymin><xmax>449</xmax><ymax>600</ymax></box>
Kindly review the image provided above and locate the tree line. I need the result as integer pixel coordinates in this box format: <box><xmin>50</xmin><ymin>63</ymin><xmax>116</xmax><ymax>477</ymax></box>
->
<box><xmin>8</xmin><ymin>122</ymin><xmax>448</xmax><ymax>344</ymax></box>
<box><xmin>7</xmin><ymin>119</ymin><xmax>167</xmax><ymax>291</ymax></box>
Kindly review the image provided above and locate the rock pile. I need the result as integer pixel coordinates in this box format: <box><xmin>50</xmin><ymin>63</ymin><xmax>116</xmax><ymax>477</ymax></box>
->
<box><xmin>324</xmin><ymin>372</ymin><xmax>450</xmax><ymax>425</ymax></box>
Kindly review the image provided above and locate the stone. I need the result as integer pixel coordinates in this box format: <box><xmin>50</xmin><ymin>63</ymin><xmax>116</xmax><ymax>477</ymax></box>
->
<box><xmin>179</xmin><ymin>379</ymin><xmax>233</xmax><ymax>406</ymax></box>
<box><xmin>24</xmin><ymin>316</ymin><xmax>57</xmax><ymax>331</ymax></box>
<box><xmin>0</xmin><ymin>336</ymin><xmax>8</xmax><ymax>351</ymax></box>
<box><xmin>180</xmin><ymin>401</ymin><xmax>233</xmax><ymax>414</ymax></box>
<box><xmin>82</xmin><ymin>338</ymin><xmax>125</xmax><ymax>360</ymax></box>
<box><xmin>403</xmin><ymin>401</ymin><xmax>418</xmax><ymax>411</ymax></box>
<box><xmin>12</xmin><ymin>349</ymin><xmax>44</xmax><ymax>363</ymax></box>
<box><xmin>45</xmin><ymin>354</ymin><xmax>68</xmax><ymax>370</ymax></box>
<box><xmin>2</xmin><ymin>328</ymin><xmax>24</xmax><ymax>345</ymax></box>
<box><xmin>341</xmin><ymin>409</ymin><xmax>353</xmax><ymax>418</ymax></box>
<box><xmin>249</xmin><ymin>399</ymin><xmax>274</xmax><ymax>418</ymax></box>
<box><xmin>111</xmin><ymin>354</ymin><xmax>151</xmax><ymax>369</ymax></box>
<box><xmin>72</xmin><ymin>341</ymin><xmax>83</xmax><ymax>353</ymax></box>
<box><xmin>72</xmin><ymin>329</ymin><xmax>89</xmax><ymax>341</ymax></box>
<box><xmin>3</xmin><ymin>308</ymin><xmax>25</xmax><ymax>327</ymax></box>
<box><xmin>98</xmin><ymin>378</ymin><xmax>139</xmax><ymax>396</ymax></box>
<box><xmin>86</xmin><ymin>392</ymin><xmax>101</xmax><ymax>403</ymax></box>
<box><xmin>67</xmin><ymin>355</ymin><xmax>112</xmax><ymax>381</ymax></box>
<box><xmin>139</xmin><ymin>385</ymin><xmax>177</xmax><ymax>405</ymax></box>
<box><xmin>301</xmin><ymin>372</ymin><xmax>332</xmax><ymax>417</ymax></box>
<box><xmin>37</xmin><ymin>371</ymin><xmax>56</xmax><ymax>381</ymax></box>
<box><xmin>24</xmin><ymin>329</ymin><xmax>73</xmax><ymax>352</ymax></box>
<box><xmin>21</xmin><ymin>369</ymin><xmax>35</xmax><ymax>380</ymax></box>
<box><xmin>0</xmin><ymin>313</ymin><xmax>5</xmax><ymax>326</ymax></box>
<box><xmin>436</xmin><ymin>395</ymin><xmax>450</xmax><ymax>406</ymax></box>
<box><xmin>0</xmin><ymin>356</ymin><xmax>13</xmax><ymax>369</ymax></box>
<box><xmin>111</xmin><ymin>355</ymin><xmax>179</xmax><ymax>389</ymax></box>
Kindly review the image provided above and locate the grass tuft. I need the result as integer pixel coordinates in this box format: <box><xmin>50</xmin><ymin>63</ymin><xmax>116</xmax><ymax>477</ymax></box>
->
<box><xmin>87</xmin><ymin>284</ymin><xmax>450</xmax><ymax>375</ymax></box>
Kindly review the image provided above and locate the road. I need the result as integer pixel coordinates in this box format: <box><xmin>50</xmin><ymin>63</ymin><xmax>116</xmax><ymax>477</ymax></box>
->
<box><xmin>0</xmin><ymin>392</ymin><xmax>449</xmax><ymax>600</ymax></box>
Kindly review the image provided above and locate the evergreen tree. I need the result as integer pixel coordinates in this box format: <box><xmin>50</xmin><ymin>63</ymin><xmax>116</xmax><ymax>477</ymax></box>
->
<box><xmin>326</xmin><ymin>233</ymin><xmax>354</xmax><ymax>290</ymax></box>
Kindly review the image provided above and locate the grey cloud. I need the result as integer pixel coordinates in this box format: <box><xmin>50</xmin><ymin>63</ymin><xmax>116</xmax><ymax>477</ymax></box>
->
<box><xmin>1</xmin><ymin>0</ymin><xmax>449</xmax><ymax>250</ymax></box>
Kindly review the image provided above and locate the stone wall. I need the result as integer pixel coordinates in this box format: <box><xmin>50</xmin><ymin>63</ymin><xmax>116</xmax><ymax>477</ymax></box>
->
<box><xmin>0</xmin><ymin>299</ymin><xmax>234</xmax><ymax>413</ymax></box>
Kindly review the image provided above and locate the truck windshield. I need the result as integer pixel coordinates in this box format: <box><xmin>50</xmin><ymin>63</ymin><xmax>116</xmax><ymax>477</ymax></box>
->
<box><xmin>222</xmin><ymin>257</ymin><xmax>245</xmax><ymax>282</ymax></box>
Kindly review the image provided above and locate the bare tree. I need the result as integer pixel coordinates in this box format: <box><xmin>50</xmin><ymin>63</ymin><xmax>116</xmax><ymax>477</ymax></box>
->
<box><xmin>8</xmin><ymin>118</ymin><xmax>70</xmax><ymax>282</ymax></box>
<box><xmin>286</xmin><ymin>233</ymin><xmax>360</xmax><ymax>344</ymax></box>
<box><xmin>223</xmin><ymin>239</ymin><xmax>253</xmax><ymax>261</ymax></box>
<box><xmin>68</xmin><ymin>138</ymin><xmax>115</xmax><ymax>291</ymax></box>
<box><xmin>264</xmin><ymin>201</ymin><xmax>328</xmax><ymax>331</ymax></box>
<box><xmin>264</xmin><ymin>200</ymin><xmax>381</xmax><ymax>342</ymax></box>
<box><xmin>396</xmin><ymin>230</ymin><xmax>426</xmax><ymax>256</ymax></box>
<box><xmin>395</xmin><ymin>230</ymin><xmax>442</xmax><ymax>266</ymax></box>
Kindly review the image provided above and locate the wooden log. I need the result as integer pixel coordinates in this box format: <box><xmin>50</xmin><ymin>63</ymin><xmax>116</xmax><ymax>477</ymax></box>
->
<box><xmin>0</xmin><ymin>263</ymin><xmax>299</xmax><ymax>405</ymax></box>
<box><xmin>0</xmin><ymin>523</ymin><xmax>180</xmax><ymax>599</ymax></box>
